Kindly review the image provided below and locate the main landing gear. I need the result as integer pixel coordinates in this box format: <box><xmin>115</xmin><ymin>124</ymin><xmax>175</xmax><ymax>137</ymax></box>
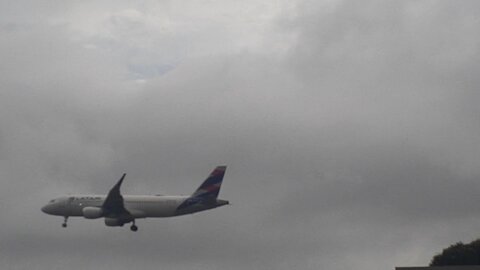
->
<box><xmin>130</xmin><ymin>220</ymin><xmax>138</xmax><ymax>232</ymax></box>
<box><xmin>62</xmin><ymin>216</ymin><xmax>68</xmax><ymax>228</ymax></box>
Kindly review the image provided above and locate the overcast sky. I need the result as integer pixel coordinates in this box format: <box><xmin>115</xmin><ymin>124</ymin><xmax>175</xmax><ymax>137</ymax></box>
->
<box><xmin>2</xmin><ymin>0</ymin><xmax>480</xmax><ymax>269</ymax></box>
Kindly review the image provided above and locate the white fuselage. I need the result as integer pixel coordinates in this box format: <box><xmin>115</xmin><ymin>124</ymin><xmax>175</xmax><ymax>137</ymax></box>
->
<box><xmin>42</xmin><ymin>195</ymin><xmax>226</xmax><ymax>219</ymax></box>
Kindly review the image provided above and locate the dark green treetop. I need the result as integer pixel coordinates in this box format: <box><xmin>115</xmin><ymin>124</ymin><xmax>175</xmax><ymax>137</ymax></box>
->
<box><xmin>431</xmin><ymin>239</ymin><xmax>480</xmax><ymax>266</ymax></box>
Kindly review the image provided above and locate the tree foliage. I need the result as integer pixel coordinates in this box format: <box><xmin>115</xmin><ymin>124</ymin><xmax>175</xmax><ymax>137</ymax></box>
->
<box><xmin>431</xmin><ymin>239</ymin><xmax>480</xmax><ymax>266</ymax></box>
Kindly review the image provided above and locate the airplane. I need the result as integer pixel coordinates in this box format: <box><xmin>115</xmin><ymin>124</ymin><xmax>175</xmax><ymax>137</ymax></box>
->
<box><xmin>41</xmin><ymin>166</ymin><xmax>229</xmax><ymax>231</ymax></box>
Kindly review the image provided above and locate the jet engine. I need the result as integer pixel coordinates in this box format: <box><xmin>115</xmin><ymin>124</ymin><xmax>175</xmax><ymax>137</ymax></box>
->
<box><xmin>104</xmin><ymin>217</ymin><xmax>125</xmax><ymax>227</ymax></box>
<box><xmin>82</xmin><ymin>207</ymin><xmax>103</xmax><ymax>219</ymax></box>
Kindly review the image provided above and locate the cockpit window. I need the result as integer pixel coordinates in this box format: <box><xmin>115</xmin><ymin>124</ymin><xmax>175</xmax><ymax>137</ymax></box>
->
<box><xmin>49</xmin><ymin>199</ymin><xmax>55</xmax><ymax>203</ymax></box>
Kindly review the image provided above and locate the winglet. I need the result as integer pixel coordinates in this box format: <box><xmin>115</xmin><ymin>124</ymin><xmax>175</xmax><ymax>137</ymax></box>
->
<box><xmin>117</xmin><ymin>173</ymin><xmax>126</xmax><ymax>187</ymax></box>
<box><xmin>102</xmin><ymin>173</ymin><xmax>127</xmax><ymax>214</ymax></box>
<box><xmin>109</xmin><ymin>173</ymin><xmax>126</xmax><ymax>195</ymax></box>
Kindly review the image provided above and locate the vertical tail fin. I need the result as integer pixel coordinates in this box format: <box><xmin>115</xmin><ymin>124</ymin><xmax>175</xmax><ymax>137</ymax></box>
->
<box><xmin>191</xmin><ymin>166</ymin><xmax>227</xmax><ymax>199</ymax></box>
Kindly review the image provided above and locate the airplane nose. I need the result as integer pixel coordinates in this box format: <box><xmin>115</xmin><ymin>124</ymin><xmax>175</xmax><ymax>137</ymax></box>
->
<box><xmin>41</xmin><ymin>204</ymin><xmax>52</xmax><ymax>214</ymax></box>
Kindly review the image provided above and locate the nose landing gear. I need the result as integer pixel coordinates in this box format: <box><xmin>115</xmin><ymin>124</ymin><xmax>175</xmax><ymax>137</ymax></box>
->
<box><xmin>62</xmin><ymin>216</ymin><xmax>69</xmax><ymax>228</ymax></box>
<box><xmin>130</xmin><ymin>220</ymin><xmax>138</xmax><ymax>232</ymax></box>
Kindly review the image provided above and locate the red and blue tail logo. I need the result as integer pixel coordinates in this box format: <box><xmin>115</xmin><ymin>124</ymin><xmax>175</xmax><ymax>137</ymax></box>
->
<box><xmin>191</xmin><ymin>166</ymin><xmax>227</xmax><ymax>199</ymax></box>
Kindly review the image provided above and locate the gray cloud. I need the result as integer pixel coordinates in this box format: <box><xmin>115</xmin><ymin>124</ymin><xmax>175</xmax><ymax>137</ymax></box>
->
<box><xmin>2</xmin><ymin>1</ymin><xmax>480</xmax><ymax>270</ymax></box>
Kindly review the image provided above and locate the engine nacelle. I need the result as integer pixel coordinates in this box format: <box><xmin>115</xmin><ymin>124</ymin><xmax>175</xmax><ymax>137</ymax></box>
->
<box><xmin>82</xmin><ymin>207</ymin><xmax>103</xmax><ymax>219</ymax></box>
<box><xmin>104</xmin><ymin>217</ymin><xmax>125</xmax><ymax>227</ymax></box>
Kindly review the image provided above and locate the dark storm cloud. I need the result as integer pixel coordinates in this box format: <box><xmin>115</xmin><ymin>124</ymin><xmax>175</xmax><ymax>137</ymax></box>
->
<box><xmin>2</xmin><ymin>1</ymin><xmax>480</xmax><ymax>270</ymax></box>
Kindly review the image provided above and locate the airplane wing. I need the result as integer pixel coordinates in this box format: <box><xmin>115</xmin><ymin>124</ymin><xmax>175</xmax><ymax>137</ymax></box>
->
<box><xmin>102</xmin><ymin>174</ymin><xmax>131</xmax><ymax>218</ymax></box>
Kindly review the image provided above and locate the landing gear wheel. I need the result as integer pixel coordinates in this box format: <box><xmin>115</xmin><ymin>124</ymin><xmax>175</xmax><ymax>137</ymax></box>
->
<box><xmin>62</xmin><ymin>216</ymin><xmax>69</xmax><ymax>228</ymax></box>
<box><xmin>130</xmin><ymin>224</ymin><xmax>138</xmax><ymax>232</ymax></box>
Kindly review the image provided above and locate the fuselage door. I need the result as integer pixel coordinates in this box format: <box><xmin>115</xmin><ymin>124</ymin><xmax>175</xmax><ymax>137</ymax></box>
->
<box><xmin>64</xmin><ymin>196</ymin><xmax>74</xmax><ymax>208</ymax></box>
